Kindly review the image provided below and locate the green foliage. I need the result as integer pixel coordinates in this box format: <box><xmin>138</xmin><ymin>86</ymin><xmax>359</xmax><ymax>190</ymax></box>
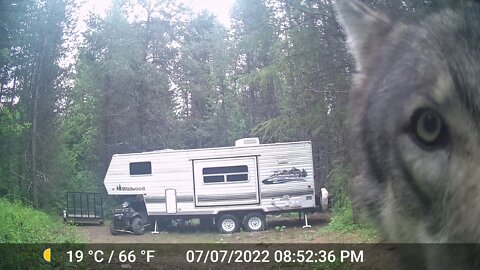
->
<box><xmin>321</xmin><ymin>207</ymin><xmax>378</xmax><ymax>242</ymax></box>
<box><xmin>0</xmin><ymin>0</ymin><xmax>458</xmax><ymax>216</ymax></box>
<box><xmin>0</xmin><ymin>198</ymin><xmax>81</xmax><ymax>243</ymax></box>
<box><xmin>0</xmin><ymin>107</ymin><xmax>30</xmax><ymax>136</ymax></box>
<box><xmin>0</xmin><ymin>107</ymin><xmax>31</xmax><ymax>195</ymax></box>
<box><xmin>174</xmin><ymin>12</ymin><xmax>236</xmax><ymax>148</ymax></box>
<box><xmin>274</xmin><ymin>225</ymin><xmax>287</xmax><ymax>233</ymax></box>
<box><xmin>325</xmin><ymin>206</ymin><xmax>376</xmax><ymax>238</ymax></box>
<box><xmin>62</xmin><ymin>80</ymin><xmax>101</xmax><ymax>193</ymax></box>
<box><xmin>0</xmin><ymin>199</ymin><xmax>82</xmax><ymax>269</ymax></box>
<box><xmin>329</xmin><ymin>160</ymin><xmax>352</xmax><ymax>210</ymax></box>
<box><xmin>79</xmin><ymin>0</ymin><xmax>180</xmax><ymax>155</ymax></box>
<box><xmin>324</xmin><ymin>160</ymin><xmax>377</xmax><ymax>241</ymax></box>
<box><xmin>0</xmin><ymin>0</ymin><xmax>75</xmax><ymax>209</ymax></box>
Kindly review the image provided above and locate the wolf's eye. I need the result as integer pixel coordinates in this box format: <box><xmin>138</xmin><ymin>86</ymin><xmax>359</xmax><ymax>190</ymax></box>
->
<box><xmin>411</xmin><ymin>109</ymin><xmax>447</xmax><ymax>147</ymax></box>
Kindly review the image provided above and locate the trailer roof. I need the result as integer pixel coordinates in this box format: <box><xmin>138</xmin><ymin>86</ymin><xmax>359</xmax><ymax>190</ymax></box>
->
<box><xmin>112</xmin><ymin>140</ymin><xmax>311</xmax><ymax>157</ymax></box>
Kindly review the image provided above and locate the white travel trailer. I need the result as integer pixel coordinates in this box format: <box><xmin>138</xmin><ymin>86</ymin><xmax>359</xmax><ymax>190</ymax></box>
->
<box><xmin>104</xmin><ymin>138</ymin><xmax>327</xmax><ymax>235</ymax></box>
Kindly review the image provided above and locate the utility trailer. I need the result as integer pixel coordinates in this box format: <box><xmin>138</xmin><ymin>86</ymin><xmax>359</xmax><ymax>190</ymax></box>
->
<box><xmin>104</xmin><ymin>138</ymin><xmax>328</xmax><ymax>235</ymax></box>
<box><xmin>63</xmin><ymin>192</ymin><xmax>104</xmax><ymax>224</ymax></box>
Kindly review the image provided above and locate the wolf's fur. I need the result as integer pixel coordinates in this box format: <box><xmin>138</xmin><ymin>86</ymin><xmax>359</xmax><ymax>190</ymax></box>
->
<box><xmin>335</xmin><ymin>0</ymin><xmax>480</xmax><ymax>268</ymax></box>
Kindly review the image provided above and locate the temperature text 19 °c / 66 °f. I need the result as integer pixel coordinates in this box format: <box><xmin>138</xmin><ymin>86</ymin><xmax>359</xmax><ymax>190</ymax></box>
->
<box><xmin>67</xmin><ymin>250</ymin><xmax>155</xmax><ymax>264</ymax></box>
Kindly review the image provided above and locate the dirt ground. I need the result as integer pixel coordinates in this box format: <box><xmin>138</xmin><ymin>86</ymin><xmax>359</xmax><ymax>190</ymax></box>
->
<box><xmin>73</xmin><ymin>212</ymin><xmax>400</xmax><ymax>269</ymax></box>
<box><xmin>76</xmin><ymin>212</ymin><xmax>369</xmax><ymax>244</ymax></box>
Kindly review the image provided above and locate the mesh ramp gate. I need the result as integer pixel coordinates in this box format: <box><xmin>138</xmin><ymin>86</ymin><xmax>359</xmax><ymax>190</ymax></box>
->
<box><xmin>64</xmin><ymin>192</ymin><xmax>104</xmax><ymax>224</ymax></box>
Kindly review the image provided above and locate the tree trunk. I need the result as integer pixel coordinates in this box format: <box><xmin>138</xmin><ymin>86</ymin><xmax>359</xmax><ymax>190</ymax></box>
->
<box><xmin>31</xmin><ymin>83</ymin><xmax>39</xmax><ymax>208</ymax></box>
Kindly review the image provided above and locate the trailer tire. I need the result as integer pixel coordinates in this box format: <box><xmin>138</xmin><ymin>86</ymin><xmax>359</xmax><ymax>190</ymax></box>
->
<box><xmin>131</xmin><ymin>217</ymin><xmax>145</xmax><ymax>235</ymax></box>
<box><xmin>243</xmin><ymin>212</ymin><xmax>266</xmax><ymax>232</ymax></box>
<box><xmin>216</xmin><ymin>214</ymin><xmax>240</xmax><ymax>234</ymax></box>
<box><xmin>109</xmin><ymin>222</ymin><xmax>119</xmax><ymax>235</ymax></box>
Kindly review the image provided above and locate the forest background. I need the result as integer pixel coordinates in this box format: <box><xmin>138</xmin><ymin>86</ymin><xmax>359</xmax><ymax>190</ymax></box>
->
<box><xmin>0</xmin><ymin>0</ymin><xmax>455</xmax><ymax>211</ymax></box>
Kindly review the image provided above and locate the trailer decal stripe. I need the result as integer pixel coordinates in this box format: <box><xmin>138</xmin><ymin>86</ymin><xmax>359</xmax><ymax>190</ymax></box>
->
<box><xmin>145</xmin><ymin>195</ymin><xmax>194</xmax><ymax>203</ymax></box>
<box><xmin>261</xmin><ymin>189</ymin><xmax>313</xmax><ymax>198</ymax></box>
<box><xmin>197</xmin><ymin>193</ymin><xmax>257</xmax><ymax>202</ymax></box>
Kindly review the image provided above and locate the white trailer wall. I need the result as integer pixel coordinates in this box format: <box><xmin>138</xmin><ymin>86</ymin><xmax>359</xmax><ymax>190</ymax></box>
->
<box><xmin>104</xmin><ymin>141</ymin><xmax>315</xmax><ymax>216</ymax></box>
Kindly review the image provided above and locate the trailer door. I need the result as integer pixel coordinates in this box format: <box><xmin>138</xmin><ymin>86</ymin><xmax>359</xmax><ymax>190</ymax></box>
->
<box><xmin>193</xmin><ymin>156</ymin><xmax>259</xmax><ymax>206</ymax></box>
<box><xmin>165</xmin><ymin>189</ymin><xmax>177</xmax><ymax>214</ymax></box>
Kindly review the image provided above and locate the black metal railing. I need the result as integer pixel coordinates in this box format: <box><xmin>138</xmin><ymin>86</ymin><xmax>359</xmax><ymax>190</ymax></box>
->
<box><xmin>65</xmin><ymin>192</ymin><xmax>103</xmax><ymax>223</ymax></box>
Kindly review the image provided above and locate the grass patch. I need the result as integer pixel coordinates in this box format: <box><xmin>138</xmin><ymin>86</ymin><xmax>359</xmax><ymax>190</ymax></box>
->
<box><xmin>0</xmin><ymin>198</ymin><xmax>81</xmax><ymax>243</ymax></box>
<box><xmin>321</xmin><ymin>206</ymin><xmax>377</xmax><ymax>242</ymax></box>
<box><xmin>0</xmin><ymin>199</ymin><xmax>84</xmax><ymax>269</ymax></box>
<box><xmin>325</xmin><ymin>159</ymin><xmax>378</xmax><ymax>242</ymax></box>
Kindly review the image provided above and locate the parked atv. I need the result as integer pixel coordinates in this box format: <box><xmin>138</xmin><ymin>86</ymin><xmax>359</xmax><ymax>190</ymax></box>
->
<box><xmin>109</xmin><ymin>200</ymin><xmax>148</xmax><ymax>235</ymax></box>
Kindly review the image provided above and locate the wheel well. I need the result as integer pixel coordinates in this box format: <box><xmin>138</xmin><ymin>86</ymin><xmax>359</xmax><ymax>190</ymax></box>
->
<box><xmin>134</xmin><ymin>212</ymin><xmax>148</xmax><ymax>224</ymax></box>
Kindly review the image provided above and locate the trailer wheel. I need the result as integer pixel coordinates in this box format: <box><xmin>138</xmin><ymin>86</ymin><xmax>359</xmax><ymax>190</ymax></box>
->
<box><xmin>131</xmin><ymin>217</ymin><xmax>145</xmax><ymax>235</ymax></box>
<box><xmin>243</xmin><ymin>212</ymin><xmax>266</xmax><ymax>232</ymax></box>
<box><xmin>109</xmin><ymin>222</ymin><xmax>119</xmax><ymax>235</ymax></box>
<box><xmin>216</xmin><ymin>214</ymin><xmax>240</xmax><ymax>234</ymax></box>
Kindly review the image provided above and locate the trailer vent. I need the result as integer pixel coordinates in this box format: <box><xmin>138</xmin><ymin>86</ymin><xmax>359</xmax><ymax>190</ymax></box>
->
<box><xmin>235</xmin><ymin>137</ymin><xmax>260</xmax><ymax>147</ymax></box>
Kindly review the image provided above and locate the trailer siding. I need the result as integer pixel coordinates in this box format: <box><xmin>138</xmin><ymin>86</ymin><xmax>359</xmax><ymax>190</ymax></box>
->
<box><xmin>104</xmin><ymin>141</ymin><xmax>315</xmax><ymax>216</ymax></box>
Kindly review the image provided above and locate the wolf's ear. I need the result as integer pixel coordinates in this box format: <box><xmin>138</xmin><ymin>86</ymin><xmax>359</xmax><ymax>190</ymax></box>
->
<box><xmin>335</xmin><ymin>0</ymin><xmax>392</xmax><ymax>72</ymax></box>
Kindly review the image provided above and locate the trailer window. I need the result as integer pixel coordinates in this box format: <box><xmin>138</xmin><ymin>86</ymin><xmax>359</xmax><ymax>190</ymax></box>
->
<box><xmin>226</xmin><ymin>174</ymin><xmax>248</xmax><ymax>182</ymax></box>
<box><xmin>203</xmin><ymin>175</ymin><xmax>224</xmax><ymax>183</ymax></box>
<box><xmin>202</xmin><ymin>165</ymin><xmax>249</xmax><ymax>183</ymax></box>
<box><xmin>129</xmin><ymin>162</ymin><xmax>152</xmax><ymax>175</ymax></box>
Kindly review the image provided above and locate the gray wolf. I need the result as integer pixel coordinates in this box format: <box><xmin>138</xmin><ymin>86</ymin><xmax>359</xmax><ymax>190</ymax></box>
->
<box><xmin>335</xmin><ymin>0</ymin><xmax>480</xmax><ymax>268</ymax></box>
